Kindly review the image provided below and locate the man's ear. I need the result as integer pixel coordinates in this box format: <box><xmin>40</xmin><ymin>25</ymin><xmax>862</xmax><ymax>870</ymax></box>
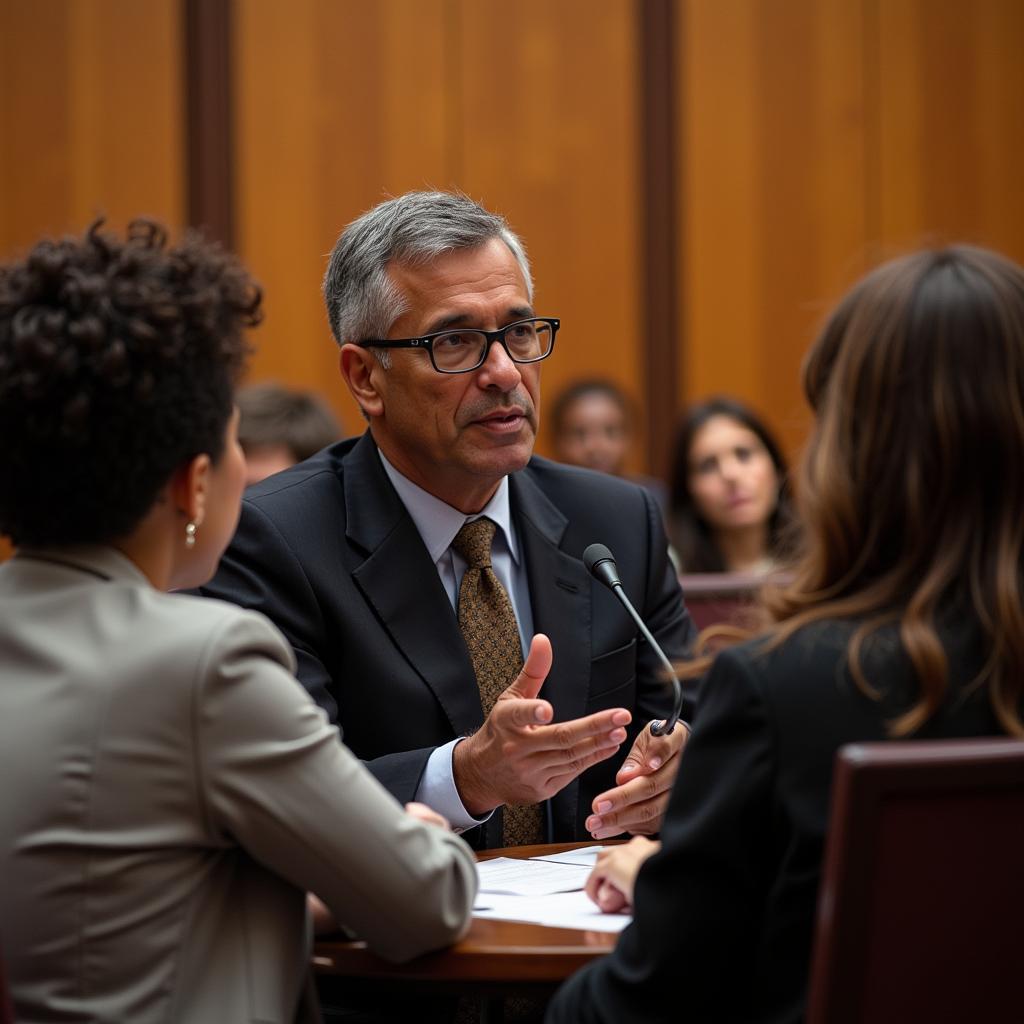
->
<box><xmin>340</xmin><ymin>344</ymin><xmax>385</xmax><ymax>418</ymax></box>
<box><xmin>170</xmin><ymin>452</ymin><xmax>213</xmax><ymax>528</ymax></box>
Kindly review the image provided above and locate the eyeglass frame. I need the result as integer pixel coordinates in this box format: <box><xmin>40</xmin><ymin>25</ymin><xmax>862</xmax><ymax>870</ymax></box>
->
<box><xmin>356</xmin><ymin>316</ymin><xmax>560</xmax><ymax>374</ymax></box>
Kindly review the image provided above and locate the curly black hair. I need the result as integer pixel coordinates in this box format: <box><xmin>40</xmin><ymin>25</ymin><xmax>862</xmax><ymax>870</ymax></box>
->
<box><xmin>0</xmin><ymin>219</ymin><xmax>260</xmax><ymax>546</ymax></box>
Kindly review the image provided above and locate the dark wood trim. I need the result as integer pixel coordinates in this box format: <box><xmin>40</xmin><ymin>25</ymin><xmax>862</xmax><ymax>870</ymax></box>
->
<box><xmin>638</xmin><ymin>0</ymin><xmax>681</xmax><ymax>479</ymax></box>
<box><xmin>184</xmin><ymin>0</ymin><xmax>233</xmax><ymax>246</ymax></box>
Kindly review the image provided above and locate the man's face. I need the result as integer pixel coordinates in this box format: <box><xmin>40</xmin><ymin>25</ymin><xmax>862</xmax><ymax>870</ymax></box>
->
<box><xmin>361</xmin><ymin>238</ymin><xmax>541</xmax><ymax>512</ymax></box>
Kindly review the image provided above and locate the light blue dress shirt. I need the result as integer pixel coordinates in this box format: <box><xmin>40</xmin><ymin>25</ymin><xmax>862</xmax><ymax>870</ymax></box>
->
<box><xmin>378</xmin><ymin>450</ymin><xmax>535</xmax><ymax>833</ymax></box>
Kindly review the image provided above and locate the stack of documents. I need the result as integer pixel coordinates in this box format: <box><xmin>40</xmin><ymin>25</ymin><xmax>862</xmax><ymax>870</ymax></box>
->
<box><xmin>472</xmin><ymin>846</ymin><xmax>631</xmax><ymax>933</ymax></box>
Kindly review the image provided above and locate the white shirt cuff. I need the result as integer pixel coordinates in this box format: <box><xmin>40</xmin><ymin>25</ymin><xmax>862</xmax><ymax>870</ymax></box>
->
<box><xmin>417</xmin><ymin>738</ymin><xmax>493</xmax><ymax>834</ymax></box>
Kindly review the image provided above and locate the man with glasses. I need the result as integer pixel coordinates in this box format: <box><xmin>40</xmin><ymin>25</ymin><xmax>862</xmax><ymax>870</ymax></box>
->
<box><xmin>201</xmin><ymin>191</ymin><xmax>694</xmax><ymax>849</ymax></box>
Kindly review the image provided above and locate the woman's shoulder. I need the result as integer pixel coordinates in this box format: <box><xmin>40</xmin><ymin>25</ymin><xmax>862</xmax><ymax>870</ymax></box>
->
<box><xmin>709</xmin><ymin>619</ymin><xmax>861</xmax><ymax>697</ymax></box>
<box><xmin>145</xmin><ymin>589</ymin><xmax>296</xmax><ymax>673</ymax></box>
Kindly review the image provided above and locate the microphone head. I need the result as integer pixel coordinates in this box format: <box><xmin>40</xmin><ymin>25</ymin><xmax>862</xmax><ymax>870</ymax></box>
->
<box><xmin>583</xmin><ymin>543</ymin><xmax>621</xmax><ymax>588</ymax></box>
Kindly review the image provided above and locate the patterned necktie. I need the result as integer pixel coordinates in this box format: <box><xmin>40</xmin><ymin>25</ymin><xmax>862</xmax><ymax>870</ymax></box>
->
<box><xmin>452</xmin><ymin>517</ymin><xmax>544</xmax><ymax>846</ymax></box>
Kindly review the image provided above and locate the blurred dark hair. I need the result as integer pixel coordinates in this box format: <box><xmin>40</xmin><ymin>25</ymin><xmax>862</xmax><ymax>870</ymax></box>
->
<box><xmin>237</xmin><ymin>382</ymin><xmax>342</xmax><ymax>462</ymax></box>
<box><xmin>668</xmin><ymin>396</ymin><xmax>792</xmax><ymax>572</ymax></box>
<box><xmin>0</xmin><ymin>219</ymin><xmax>260</xmax><ymax>546</ymax></box>
<box><xmin>550</xmin><ymin>378</ymin><xmax>632</xmax><ymax>437</ymax></box>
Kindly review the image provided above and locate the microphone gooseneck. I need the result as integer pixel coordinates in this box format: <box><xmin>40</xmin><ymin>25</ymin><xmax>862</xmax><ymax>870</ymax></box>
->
<box><xmin>582</xmin><ymin>543</ymin><xmax>686</xmax><ymax>737</ymax></box>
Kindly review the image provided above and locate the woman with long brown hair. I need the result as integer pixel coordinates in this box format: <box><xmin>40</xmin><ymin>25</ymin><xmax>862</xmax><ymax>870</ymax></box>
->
<box><xmin>546</xmin><ymin>245</ymin><xmax>1024</xmax><ymax>1024</ymax></box>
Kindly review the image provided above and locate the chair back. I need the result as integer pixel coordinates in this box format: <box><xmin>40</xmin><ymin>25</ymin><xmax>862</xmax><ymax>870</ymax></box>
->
<box><xmin>0</xmin><ymin>944</ymin><xmax>13</xmax><ymax>1024</ymax></box>
<box><xmin>806</xmin><ymin>738</ymin><xmax>1024</xmax><ymax>1024</ymax></box>
<box><xmin>678</xmin><ymin>572</ymin><xmax>764</xmax><ymax>631</ymax></box>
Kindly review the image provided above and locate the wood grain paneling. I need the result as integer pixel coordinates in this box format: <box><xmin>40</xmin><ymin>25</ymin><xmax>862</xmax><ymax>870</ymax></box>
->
<box><xmin>456</xmin><ymin>0</ymin><xmax>643</xmax><ymax>470</ymax></box>
<box><xmin>677</xmin><ymin>0</ymin><xmax>867</xmax><ymax>463</ymax></box>
<box><xmin>871</xmin><ymin>0</ymin><xmax>1024</xmax><ymax>262</ymax></box>
<box><xmin>0</xmin><ymin>0</ymin><xmax>184</xmax><ymax>257</ymax></box>
<box><xmin>676</xmin><ymin>0</ymin><xmax>1024</xmax><ymax>467</ymax></box>
<box><xmin>234</xmin><ymin>1</ymin><xmax>645</xmax><ymax>467</ymax></box>
<box><xmin>234</xmin><ymin>0</ymin><xmax>452</xmax><ymax>435</ymax></box>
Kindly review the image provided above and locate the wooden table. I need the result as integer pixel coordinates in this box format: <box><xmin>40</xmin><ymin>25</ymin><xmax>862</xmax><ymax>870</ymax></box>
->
<box><xmin>313</xmin><ymin>842</ymin><xmax>619</xmax><ymax>1000</ymax></box>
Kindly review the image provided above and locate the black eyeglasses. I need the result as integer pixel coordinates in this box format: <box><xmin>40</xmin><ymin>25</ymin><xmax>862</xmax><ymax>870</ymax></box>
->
<box><xmin>358</xmin><ymin>317</ymin><xmax>559</xmax><ymax>374</ymax></box>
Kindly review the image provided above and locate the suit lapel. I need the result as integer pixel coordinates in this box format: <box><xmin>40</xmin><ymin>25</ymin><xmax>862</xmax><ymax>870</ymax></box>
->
<box><xmin>344</xmin><ymin>434</ymin><xmax>484</xmax><ymax>737</ymax></box>
<box><xmin>511</xmin><ymin>467</ymin><xmax>591</xmax><ymax>839</ymax></box>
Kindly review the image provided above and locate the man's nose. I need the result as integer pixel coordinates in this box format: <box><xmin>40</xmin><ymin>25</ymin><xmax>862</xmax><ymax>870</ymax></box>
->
<box><xmin>476</xmin><ymin>337</ymin><xmax>522</xmax><ymax>389</ymax></box>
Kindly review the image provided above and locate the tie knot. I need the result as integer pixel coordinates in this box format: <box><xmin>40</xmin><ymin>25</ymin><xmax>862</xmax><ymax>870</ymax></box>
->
<box><xmin>453</xmin><ymin>517</ymin><xmax>497</xmax><ymax>569</ymax></box>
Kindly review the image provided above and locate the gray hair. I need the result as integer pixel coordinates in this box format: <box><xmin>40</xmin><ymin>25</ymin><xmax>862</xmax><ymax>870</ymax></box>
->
<box><xmin>322</xmin><ymin>191</ymin><xmax>532</xmax><ymax>352</ymax></box>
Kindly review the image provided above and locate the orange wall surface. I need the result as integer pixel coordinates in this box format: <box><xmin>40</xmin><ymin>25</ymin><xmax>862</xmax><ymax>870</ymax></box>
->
<box><xmin>233</xmin><ymin>0</ymin><xmax>646</xmax><ymax>466</ymax></box>
<box><xmin>676</xmin><ymin>0</ymin><xmax>1024</xmax><ymax>463</ymax></box>
<box><xmin>1</xmin><ymin>0</ymin><xmax>1023</xmax><ymax>483</ymax></box>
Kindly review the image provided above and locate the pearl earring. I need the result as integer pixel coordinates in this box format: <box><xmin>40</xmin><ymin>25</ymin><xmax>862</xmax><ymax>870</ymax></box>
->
<box><xmin>185</xmin><ymin>521</ymin><xmax>198</xmax><ymax>548</ymax></box>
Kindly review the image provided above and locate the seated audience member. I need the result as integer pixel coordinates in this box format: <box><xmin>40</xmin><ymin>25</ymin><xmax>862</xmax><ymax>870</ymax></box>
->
<box><xmin>550</xmin><ymin>378</ymin><xmax>667</xmax><ymax>511</ymax></box>
<box><xmin>0</xmin><ymin>221</ymin><xmax>477</xmax><ymax>1024</ymax></box>
<box><xmin>669</xmin><ymin>396</ymin><xmax>792</xmax><ymax>573</ymax></box>
<box><xmin>546</xmin><ymin>245</ymin><xmax>1024</xmax><ymax>1024</ymax></box>
<box><xmin>237</xmin><ymin>380</ymin><xmax>343</xmax><ymax>484</ymax></box>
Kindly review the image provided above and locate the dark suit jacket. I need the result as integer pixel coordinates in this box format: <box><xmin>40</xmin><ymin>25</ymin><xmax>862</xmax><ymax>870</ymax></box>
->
<box><xmin>200</xmin><ymin>432</ymin><xmax>694</xmax><ymax>846</ymax></box>
<box><xmin>546</xmin><ymin>617</ymin><xmax>1005</xmax><ymax>1024</ymax></box>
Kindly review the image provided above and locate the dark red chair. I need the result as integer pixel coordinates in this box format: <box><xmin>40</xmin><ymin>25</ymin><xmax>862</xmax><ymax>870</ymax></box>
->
<box><xmin>678</xmin><ymin>572</ymin><xmax>765</xmax><ymax>631</ymax></box>
<box><xmin>0</xmin><ymin>944</ymin><xmax>14</xmax><ymax>1024</ymax></box>
<box><xmin>807</xmin><ymin>738</ymin><xmax>1024</xmax><ymax>1024</ymax></box>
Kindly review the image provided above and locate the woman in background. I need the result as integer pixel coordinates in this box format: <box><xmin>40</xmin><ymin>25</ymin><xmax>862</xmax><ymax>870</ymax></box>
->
<box><xmin>669</xmin><ymin>396</ymin><xmax>792</xmax><ymax>573</ymax></box>
<box><xmin>0</xmin><ymin>221</ymin><xmax>478</xmax><ymax>1023</ymax></box>
<box><xmin>547</xmin><ymin>245</ymin><xmax>1024</xmax><ymax>1023</ymax></box>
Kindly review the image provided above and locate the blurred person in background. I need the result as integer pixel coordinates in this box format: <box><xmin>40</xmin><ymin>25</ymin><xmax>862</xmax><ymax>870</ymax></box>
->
<box><xmin>669</xmin><ymin>396</ymin><xmax>792</xmax><ymax>573</ymax></box>
<box><xmin>547</xmin><ymin>245</ymin><xmax>1024</xmax><ymax>1024</ymax></box>
<box><xmin>550</xmin><ymin>378</ymin><xmax>668</xmax><ymax>513</ymax></box>
<box><xmin>237</xmin><ymin>381</ymin><xmax>343</xmax><ymax>485</ymax></box>
<box><xmin>0</xmin><ymin>220</ymin><xmax>476</xmax><ymax>1024</ymax></box>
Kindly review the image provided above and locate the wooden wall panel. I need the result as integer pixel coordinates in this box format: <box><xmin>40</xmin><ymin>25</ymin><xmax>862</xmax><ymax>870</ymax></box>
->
<box><xmin>871</xmin><ymin>0</ymin><xmax>1024</xmax><ymax>261</ymax></box>
<box><xmin>677</xmin><ymin>0</ymin><xmax>867</xmax><ymax>464</ymax></box>
<box><xmin>456</xmin><ymin>0</ymin><xmax>643</xmax><ymax>469</ymax></box>
<box><xmin>0</xmin><ymin>0</ymin><xmax>183</xmax><ymax>562</ymax></box>
<box><xmin>0</xmin><ymin>0</ymin><xmax>184</xmax><ymax>257</ymax></box>
<box><xmin>234</xmin><ymin>0</ymin><xmax>453</xmax><ymax>435</ymax></box>
<box><xmin>234</xmin><ymin>0</ymin><xmax>644</xmax><ymax>467</ymax></box>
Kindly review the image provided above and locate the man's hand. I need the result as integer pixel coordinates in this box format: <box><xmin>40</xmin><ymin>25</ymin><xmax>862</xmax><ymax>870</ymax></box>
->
<box><xmin>453</xmin><ymin>634</ymin><xmax>632</xmax><ymax>815</ymax></box>
<box><xmin>584</xmin><ymin>720</ymin><xmax>690</xmax><ymax>839</ymax></box>
<box><xmin>585</xmin><ymin>836</ymin><xmax>661</xmax><ymax>913</ymax></box>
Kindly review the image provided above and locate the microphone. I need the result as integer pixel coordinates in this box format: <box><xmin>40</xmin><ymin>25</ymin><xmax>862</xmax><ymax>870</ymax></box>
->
<box><xmin>583</xmin><ymin>543</ymin><xmax>686</xmax><ymax>737</ymax></box>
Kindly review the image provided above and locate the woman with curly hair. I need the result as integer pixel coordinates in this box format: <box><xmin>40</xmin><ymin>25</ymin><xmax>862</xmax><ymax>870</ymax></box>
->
<box><xmin>0</xmin><ymin>221</ymin><xmax>477</xmax><ymax>1023</ymax></box>
<box><xmin>547</xmin><ymin>246</ymin><xmax>1024</xmax><ymax>1024</ymax></box>
<box><xmin>669</xmin><ymin>396</ymin><xmax>793</xmax><ymax>573</ymax></box>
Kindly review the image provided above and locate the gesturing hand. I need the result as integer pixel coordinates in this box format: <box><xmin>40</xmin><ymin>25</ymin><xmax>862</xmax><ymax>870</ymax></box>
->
<box><xmin>585</xmin><ymin>719</ymin><xmax>690</xmax><ymax>839</ymax></box>
<box><xmin>453</xmin><ymin>634</ymin><xmax>632</xmax><ymax>815</ymax></box>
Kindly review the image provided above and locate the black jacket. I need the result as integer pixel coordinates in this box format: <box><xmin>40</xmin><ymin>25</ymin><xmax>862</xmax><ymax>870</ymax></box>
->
<box><xmin>547</xmin><ymin>617</ymin><xmax>1003</xmax><ymax>1023</ymax></box>
<box><xmin>200</xmin><ymin>431</ymin><xmax>694</xmax><ymax>847</ymax></box>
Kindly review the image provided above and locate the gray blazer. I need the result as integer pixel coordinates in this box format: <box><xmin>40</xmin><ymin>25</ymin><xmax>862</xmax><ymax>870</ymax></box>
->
<box><xmin>0</xmin><ymin>546</ymin><xmax>477</xmax><ymax>1024</ymax></box>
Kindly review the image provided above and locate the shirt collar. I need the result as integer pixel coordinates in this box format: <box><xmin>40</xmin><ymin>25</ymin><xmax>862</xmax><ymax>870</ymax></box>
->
<box><xmin>377</xmin><ymin>448</ymin><xmax>519</xmax><ymax>565</ymax></box>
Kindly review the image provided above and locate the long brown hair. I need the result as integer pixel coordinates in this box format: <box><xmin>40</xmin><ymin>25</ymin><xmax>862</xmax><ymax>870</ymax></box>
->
<box><xmin>697</xmin><ymin>247</ymin><xmax>1024</xmax><ymax>737</ymax></box>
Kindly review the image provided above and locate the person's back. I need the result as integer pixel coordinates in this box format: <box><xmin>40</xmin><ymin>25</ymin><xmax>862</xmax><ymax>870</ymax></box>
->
<box><xmin>0</xmin><ymin>552</ymin><xmax>309</xmax><ymax>1020</ymax></box>
<box><xmin>547</xmin><ymin>245</ymin><xmax>1024</xmax><ymax>1024</ymax></box>
<box><xmin>0</xmin><ymin>220</ymin><xmax>476</xmax><ymax>1024</ymax></box>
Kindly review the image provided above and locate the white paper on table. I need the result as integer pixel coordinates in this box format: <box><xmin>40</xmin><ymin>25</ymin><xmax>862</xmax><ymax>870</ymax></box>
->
<box><xmin>476</xmin><ymin>857</ymin><xmax>591</xmax><ymax>896</ymax></box>
<box><xmin>472</xmin><ymin>889</ymin><xmax>631</xmax><ymax>933</ymax></box>
<box><xmin>528</xmin><ymin>845</ymin><xmax>605</xmax><ymax>868</ymax></box>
